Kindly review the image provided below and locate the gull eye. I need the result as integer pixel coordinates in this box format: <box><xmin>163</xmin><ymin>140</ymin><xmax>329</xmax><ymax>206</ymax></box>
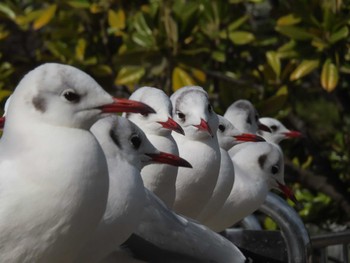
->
<box><xmin>270</xmin><ymin>125</ymin><xmax>278</xmax><ymax>132</ymax></box>
<box><xmin>176</xmin><ymin>111</ymin><xmax>186</xmax><ymax>122</ymax></box>
<box><xmin>271</xmin><ymin>165</ymin><xmax>279</xmax><ymax>175</ymax></box>
<box><xmin>218</xmin><ymin>124</ymin><xmax>226</xmax><ymax>132</ymax></box>
<box><xmin>208</xmin><ymin>104</ymin><xmax>213</xmax><ymax>113</ymax></box>
<box><xmin>141</xmin><ymin>113</ymin><xmax>149</xmax><ymax>118</ymax></box>
<box><xmin>130</xmin><ymin>134</ymin><xmax>142</xmax><ymax>149</ymax></box>
<box><xmin>63</xmin><ymin>90</ymin><xmax>80</xmax><ymax>103</ymax></box>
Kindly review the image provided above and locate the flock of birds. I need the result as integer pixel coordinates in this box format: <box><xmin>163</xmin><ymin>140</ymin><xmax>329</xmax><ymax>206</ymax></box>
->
<box><xmin>0</xmin><ymin>63</ymin><xmax>303</xmax><ymax>263</ymax></box>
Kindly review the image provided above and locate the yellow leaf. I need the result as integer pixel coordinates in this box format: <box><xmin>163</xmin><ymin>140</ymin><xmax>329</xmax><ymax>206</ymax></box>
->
<box><xmin>108</xmin><ymin>9</ymin><xmax>125</xmax><ymax>30</ymax></box>
<box><xmin>321</xmin><ymin>59</ymin><xmax>339</xmax><ymax>92</ymax></box>
<box><xmin>266</xmin><ymin>51</ymin><xmax>281</xmax><ymax>78</ymax></box>
<box><xmin>115</xmin><ymin>66</ymin><xmax>145</xmax><ymax>87</ymax></box>
<box><xmin>172</xmin><ymin>67</ymin><xmax>196</xmax><ymax>91</ymax></box>
<box><xmin>75</xmin><ymin>38</ymin><xmax>86</xmax><ymax>61</ymax></box>
<box><xmin>290</xmin><ymin>59</ymin><xmax>319</xmax><ymax>81</ymax></box>
<box><xmin>190</xmin><ymin>68</ymin><xmax>206</xmax><ymax>83</ymax></box>
<box><xmin>33</xmin><ymin>4</ymin><xmax>57</xmax><ymax>30</ymax></box>
<box><xmin>277</xmin><ymin>14</ymin><xmax>301</xmax><ymax>26</ymax></box>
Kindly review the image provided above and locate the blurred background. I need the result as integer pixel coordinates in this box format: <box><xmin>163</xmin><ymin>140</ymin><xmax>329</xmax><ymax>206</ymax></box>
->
<box><xmin>0</xmin><ymin>0</ymin><xmax>349</xmax><ymax>236</ymax></box>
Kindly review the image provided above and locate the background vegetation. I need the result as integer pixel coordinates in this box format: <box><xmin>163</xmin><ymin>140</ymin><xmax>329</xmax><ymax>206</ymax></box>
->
<box><xmin>0</xmin><ymin>0</ymin><xmax>349</xmax><ymax>232</ymax></box>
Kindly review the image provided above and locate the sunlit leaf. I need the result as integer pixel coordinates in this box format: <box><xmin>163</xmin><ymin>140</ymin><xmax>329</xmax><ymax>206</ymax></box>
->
<box><xmin>75</xmin><ymin>38</ymin><xmax>86</xmax><ymax>61</ymax></box>
<box><xmin>212</xmin><ymin>51</ymin><xmax>226</xmax><ymax>62</ymax></box>
<box><xmin>275</xmin><ymin>25</ymin><xmax>314</xmax><ymax>40</ymax></box>
<box><xmin>33</xmin><ymin>4</ymin><xmax>57</xmax><ymax>30</ymax></box>
<box><xmin>108</xmin><ymin>9</ymin><xmax>125</xmax><ymax>32</ymax></box>
<box><xmin>172</xmin><ymin>67</ymin><xmax>196</xmax><ymax>91</ymax></box>
<box><xmin>321</xmin><ymin>59</ymin><xmax>339</xmax><ymax>92</ymax></box>
<box><xmin>329</xmin><ymin>26</ymin><xmax>349</xmax><ymax>44</ymax></box>
<box><xmin>266</xmin><ymin>51</ymin><xmax>281</xmax><ymax>78</ymax></box>
<box><xmin>228</xmin><ymin>31</ymin><xmax>255</xmax><ymax>45</ymax></box>
<box><xmin>264</xmin><ymin>217</ymin><xmax>278</xmax><ymax>230</ymax></box>
<box><xmin>115</xmin><ymin>66</ymin><xmax>145</xmax><ymax>86</ymax></box>
<box><xmin>277</xmin><ymin>14</ymin><xmax>301</xmax><ymax>26</ymax></box>
<box><xmin>190</xmin><ymin>67</ymin><xmax>206</xmax><ymax>83</ymax></box>
<box><xmin>90</xmin><ymin>3</ymin><xmax>104</xmax><ymax>13</ymax></box>
<box><xmin>0</xmin><ymin>3</ymin><xmax>16</xmax><ymax>20</ymax></box>
<box><xmin>290</xmin><ymin>59</ymin><xmax>320</xmax><ymax>81</ymax></box>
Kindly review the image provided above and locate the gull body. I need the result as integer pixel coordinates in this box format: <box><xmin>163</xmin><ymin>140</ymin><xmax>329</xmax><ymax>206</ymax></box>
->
<box><xmin>170</xmin><ymin>86</ymin><xmax>220</xmax><ymax>218</ymax></box>
<box><xmin>77</xmin><ymin>116</ymin><xmax>190</xmax><ymax>263</ymax></box>
<box><xmin>204</xmin><ymin>142</ymin><xmax>290</xmax><ymax>232</ymax></box>
<box><xmin>126</xmin><ymin>87</ymin><xmax>182</xmax><ymax>207</ymax></box>
<box><xmin>121</xmin><ymin>188</ymin><xmax>246</xmax><ymax>263</ymax></box>
<box><xmin>0</xmin><ymin>64</ymin><xmax>113</xmax><ymax>262</ymax></box>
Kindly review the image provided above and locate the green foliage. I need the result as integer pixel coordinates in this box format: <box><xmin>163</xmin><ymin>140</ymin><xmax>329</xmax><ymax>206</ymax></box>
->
<box><xmin>0</xmin><ymin>0</ymin><xmax>349</xmax><ymax>227</ymax></box>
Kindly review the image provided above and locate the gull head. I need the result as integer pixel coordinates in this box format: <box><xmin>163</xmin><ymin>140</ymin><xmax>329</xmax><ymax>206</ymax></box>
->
<box><xmin>170</xmin><ymin>86</ymin><xmax>218</xmax><ymax>140</ymax></box>
<box><xmin>91</xmin><ymin>116</ymin><xmax>191</xmax><ymax>171</ymax></box>
<box><xmin>5</xmin><ymin>63</ymin><xmax>154</xmax><ymax>131</ymax></box>
<box><xmin>125</xmin><ymin>87</ymin><xmax>184</xmax><ymax>135</ymax></box>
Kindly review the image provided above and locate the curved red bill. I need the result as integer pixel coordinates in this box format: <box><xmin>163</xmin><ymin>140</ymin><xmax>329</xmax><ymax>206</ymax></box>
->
<box><xmin>194</xmin><ymin>119</ymin><xmax>213</xmax><ymax>137</ymax></box>
<box><xmin>277</xmin><ymin>181</ymin><xmax>298</xmax><ymax>205</ymax></box>
<box><xmin>258</xmin><ymin>122</ymin><xmax>272</xmax><ymax>133</ymax></box>
<box><xmin>146</xmin><ymin>152</ymin><xmax>192</xmax><ymax>168</ymax></box>
<box><xmin>0</xmin><ymin>116</ymin><xmax>5</xmax><ymax>129</ymax></box>
<box><xmin>234</xmin><ymin>133</ymin><xmax>265</xmax><ymax>142</ymax></box>
<box><xmin>100</xmin><ymin>98</ymin><xmax>156</xmax><ymax>114</ymax></box>
<box><xmin>157</xmin><ymin>117</ymin><xmax>184</xmax><ymax>135</ymax></box>
<box><xmin>283</xmin><ymin>130</ymin><xmax>302</xmax><ymax>138</ymax></box>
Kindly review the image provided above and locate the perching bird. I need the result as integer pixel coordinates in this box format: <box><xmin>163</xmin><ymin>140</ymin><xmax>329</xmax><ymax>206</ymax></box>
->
<box><xmin>0</xmin><ymin>63</ymin><xmax>154</xmax><ymax>263</ymax></box>
<box><xmin>170</xmin><ymin>86</ymin><xmax>221</xmax><ymax>219</ymax></box>
<box><xmin>76</xmin><ymin>115</ymin><xmax>190</xmax><ymax>263</ymax></box>
<box><xmin>125</xmin><ymin>86</ymin><xmax>184</xmax><ymax>208</ymax></box>
<box><xmin>203</xmin><ymin>141</ymin><xmax>296</xmax><ymax>232</ymax></box>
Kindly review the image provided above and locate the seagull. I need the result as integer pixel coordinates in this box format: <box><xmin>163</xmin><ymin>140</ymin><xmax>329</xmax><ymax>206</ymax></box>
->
<box><xmin>224</xmin><ymin>99</ymin><xmax>271</xmax><ymax>134</ymax></box>
<box><xmin>203</xmin><ymin>141</ymin><xmax>296</xmax><ymax>232</ymax></box>
<box><xmin>258</xmin><ymin>117</ymin><xmax>302</xmax><ymax>144</ymax></box>
<box><xmin>197</xmin><ymin>115</ymin><xmax>265</xmax><ymax>223</ymax></box>
<box><xmin>170</xmin><ymin>86</ymin><xmax>221</xmax><ymax>219</ymax></box>
<box><xmin>76</xmin><ymin>115</ymin><xmax>191</xmax><ymax>263</ymax></box>
<box><xmin>125</xmin><ymin>86</ymin><xmax>184</xmax><ymax>208</ymax></box>
<box><xmin>0</xmin><ymin>63</ymin><xmax>154</xmax><ymax>263</ymax></box>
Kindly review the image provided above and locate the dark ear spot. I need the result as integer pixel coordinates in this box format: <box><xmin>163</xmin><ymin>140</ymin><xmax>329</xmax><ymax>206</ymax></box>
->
<box><xmin>32</xmin><ymin>96</ymin><xmax>46</xmax><ymax>113</ymax></box>
<box><xmin>110</xmin><ymin>129</ymin><xmax>122</xmax><ymax>149</ymax></box>
<box><xmin>258</xmin><ymin>154</ymin><xmax>267</xmax><ymax>169</ymax></box>
<box><xmin>246</xmin><ymin>115</ymin><xmax>252</xmax><ymax>125</ymax></box>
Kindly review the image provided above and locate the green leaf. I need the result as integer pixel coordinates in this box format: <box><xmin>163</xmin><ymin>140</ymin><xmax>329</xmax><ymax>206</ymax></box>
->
<box><xmin>0</xmin><ymin>90</ymin><xmax>12</xmax><ymax>102</ymax></box>
<box><xmin>259</xmin><ymin>86</ymin><xmax>288</xmax><ymax>115</ymax></box>
<box><xmin>275</xmin><ymin>25</ymin><xmax>314</xmax><ymax>40</ymax></box>
<box><xmin>134</xmin><ymin>12</ymin><xmax>152</xmax><ymax>36</ymax></box>
<box><xmin>0</xmin><ymin>3</ymin><xmax>16</xmax><ymax>20</ymax></box>
<box><xmin>329</xmin><ymin>26</ymin><xmax>349</xmax><ymax>44</ymax></box>
<box><xmin>277</xmin><ymin>14</ymin><xmax>301</xmax><ymax>26</ymax></box>
<box><xmin>228</xmin><ymin>31</ymin><xmax>255</xmax><ymax>45</ymax></box>
<box><xmin>91</xmin><ymin>65</ymin><xmax>113</xmax><ymax>77</ymax></box>
<box><xmin>266</xmin><ymin>51</ymin><xmax>281</xmax><ymax>78</ymax></box>
<box><xmin>67</xmin><ymin>1</ymin><xmax>90</xmax><ymax>8</ymax></box>
<box><xmin>212</xmin><ymin>51</ymin><xmax>226</xmax><ymax>62</ymax></box>
<box><xmin>172</xmin><ymin>67</ymin><xmax>196</xmax><ymax>91</ymax></box>
<box><xmin>131</xmin><ymin>32</ymin><xmax>155</xmax><ymax>48</ymax></box>
<box><xmin>227</xmin><ymin>15</ymin><xmax>249</xmax><ymax>31</ymax></box>
<box><xmin>115</xmin><ymin>66</ymin><xmax>145</xmax><ymax>86</ymax></box>
<box><xmin>264</xmin><ymin>217</ymin><xmax>278</xmax><ymax>230</ymax></box>
<box><xmin>33</xmin><ymin>4</ymin><xmax>57</xmax><ymax>30</ymax></box>
<box><xmin>290</xmin><ymin>59</ymin><xmax>320</xmax><ymax>81</ymax></box>
<box><xmin>321</xmin><ymin>59</ymin><xmax>339</xmax><ymax>92</ymax></box>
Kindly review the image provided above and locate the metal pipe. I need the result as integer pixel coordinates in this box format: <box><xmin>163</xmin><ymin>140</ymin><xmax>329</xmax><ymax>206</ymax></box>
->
<box><xmin>259</xmin><ymin>193</ymin><xmax>312</xmax><ymax>263</ymax></box>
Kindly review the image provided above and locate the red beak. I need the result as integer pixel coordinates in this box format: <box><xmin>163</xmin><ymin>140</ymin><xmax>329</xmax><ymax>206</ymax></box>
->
<box><xmin>100</xmin><ymin>98</ymin><xmax>155</xmax><ymax>114</ymax></box>
<box><xmin>0</xmin><ymin>116</ymin><xmax>5</xmax><ymax>129</ymax></box>
<box><xmin>283</xmin><ymin>130</ymin><xmax>302</xmax><ymax>138</ymax></box>
<box><xmin>157</xmin><ymin>117</ymin><xmax>184</xmax><ymax>135</ymax></box>
<box><xmin>277</xmin><ymin>181</ymin><xmax>298</xmax><ymax>205</ymax></box>
<box><xmin>145</xmin><ymin>152</ymin><xmax>192</xmax><ymax>168</ymax></box>
<box><xmin>234</xmin><ymin>133</ymin><xmax>265</xmax><ymax>142</ymax></box>
<box><xmin>194</xmin><ymin>118</ymin><xmax>213</xmax><ymax>137</ymax></box>
<box><xmin>258</xmin><ymin>122</ymin><xmax>272</xmax><ymax>133</ymax></box>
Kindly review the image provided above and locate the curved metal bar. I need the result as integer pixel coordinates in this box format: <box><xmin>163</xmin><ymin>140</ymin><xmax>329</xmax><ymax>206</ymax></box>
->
<box><xmin>238</xmin><ymin>214</ymin><xmax>263</xmax><ymax>230</ymax></box>
<box><xmin>259</xmin><ymin>192</ymin><xmax>312</xmax><ymax>263</ymax></box>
